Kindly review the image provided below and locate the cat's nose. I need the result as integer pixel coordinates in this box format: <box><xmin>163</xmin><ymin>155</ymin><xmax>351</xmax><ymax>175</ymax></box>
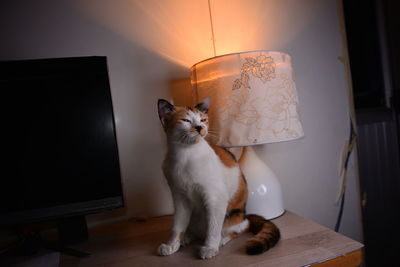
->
<box><xmin>195</xmin><ymin>126</ymin><xmax>203</xmax><ymax>133</ymax></box>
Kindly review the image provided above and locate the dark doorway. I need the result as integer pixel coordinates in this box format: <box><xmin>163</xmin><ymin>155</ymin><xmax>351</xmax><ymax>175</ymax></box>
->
<box><xmin>343</xmin><ymin>0</ymin><xmax>400</xmax><ymax>266</ymax></box>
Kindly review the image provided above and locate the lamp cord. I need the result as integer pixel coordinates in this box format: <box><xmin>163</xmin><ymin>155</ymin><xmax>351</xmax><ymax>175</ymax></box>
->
<box><xmin>335</xmin><ymin>119</ymin><xmax>357</xmax><ymax>232</ymax></box>
<box><xmin>207</xmin><ymin>0</ymin><xmax>217</xmax><ymax>57</ymax></box>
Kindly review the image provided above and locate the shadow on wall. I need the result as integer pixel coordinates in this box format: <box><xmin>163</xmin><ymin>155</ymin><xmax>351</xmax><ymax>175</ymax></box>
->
<box><xmin>72</xmin><ymin>0</ymin><xmax>214</xmax><ymax>67</ymax></box>
<box><xmin>170</xmin><ymin>79</ymin><xmax>194</xmax><ymax>107</ymax></box>
<box><xmin>67</xmin><ymin>0</ymin><xmax>201</xmax><ymax>218</ymax></box>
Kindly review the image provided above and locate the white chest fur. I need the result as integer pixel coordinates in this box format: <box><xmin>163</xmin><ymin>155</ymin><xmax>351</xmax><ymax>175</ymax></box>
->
<box><xmin>163</xmin><ymin>140</ymin><xmax>239</xmax><ymax>203</ymax></box>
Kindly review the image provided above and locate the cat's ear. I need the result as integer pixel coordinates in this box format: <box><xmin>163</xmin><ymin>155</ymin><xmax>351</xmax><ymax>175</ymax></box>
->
<box><xmin>195</xmin><ymin>97</ymin><xmax>210</xmax><ymax>114</ymax></box>
<box><xmin>158</xmin><ymin>99</ymin><xmax>175</xmax><ymax>128</ymax></box>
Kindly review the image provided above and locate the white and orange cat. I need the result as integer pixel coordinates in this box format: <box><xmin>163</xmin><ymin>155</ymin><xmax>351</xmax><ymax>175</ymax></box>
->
<box><xmin>157</xmin><ymin>98</ymin><xmax>280</xmax><ymax>259</ymax></box>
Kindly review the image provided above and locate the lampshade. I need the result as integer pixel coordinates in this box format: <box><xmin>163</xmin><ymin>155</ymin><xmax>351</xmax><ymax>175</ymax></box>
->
<box><xmin>190</xmin><ymin>51</ymin><xmax>304</xmax><ymax>147</ymax></box>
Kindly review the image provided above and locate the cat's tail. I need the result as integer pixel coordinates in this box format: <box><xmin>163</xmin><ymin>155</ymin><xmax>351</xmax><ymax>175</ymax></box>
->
<box><xmin>245</xmin><ymin>214</ymin><xmax>281</xmax><ymax>255</ymax></box>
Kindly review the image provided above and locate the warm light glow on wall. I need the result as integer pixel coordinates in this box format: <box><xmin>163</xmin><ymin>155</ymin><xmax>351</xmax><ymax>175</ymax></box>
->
<box><xmin>209</xmin><ymin>0</ymin><xmax>323</xmax><ymax>56</ymax></box>
<box><xmin>74</xmin><ymin>0</ymin><xmax>213</xmax><ymax>67</ymax></box>
<box><xmin>73</xmin><ymin>0</ymin><xmax>322</xmax><ymax>67</ymax></box>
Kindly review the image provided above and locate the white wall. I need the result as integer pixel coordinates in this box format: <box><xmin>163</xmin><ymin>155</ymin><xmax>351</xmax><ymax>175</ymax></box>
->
<box><xmin>0</xmin><ymin>0</ymin><xmax>363</xmax><ymax>241</ymax></box>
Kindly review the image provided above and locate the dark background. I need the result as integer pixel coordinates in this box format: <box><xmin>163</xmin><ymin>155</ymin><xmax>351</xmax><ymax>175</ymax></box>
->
<box><xmin>344</xmin><ymin>0</ymin><xmax>400</xmax><ymax>266</ymax></box>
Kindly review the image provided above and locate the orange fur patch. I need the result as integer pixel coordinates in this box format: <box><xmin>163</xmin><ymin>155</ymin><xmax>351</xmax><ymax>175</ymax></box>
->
<box><xmin>210</xmin><ymin>144</ymin><xmax>237</xmax><ymax>168</ymax></box>
<box><xmin>229</xmin><ymin>232</ymin><xmax>240</xmax><ymax>240</ymax></box>
<box><xmin>163</xmin><ymin>106</ymin><xmax>188</xmax><ymax>132</ymax></box>
<box><xmin>224</xmin><ymin>174</ymin><xmax>248</xmax><ymax>228</ymax></box>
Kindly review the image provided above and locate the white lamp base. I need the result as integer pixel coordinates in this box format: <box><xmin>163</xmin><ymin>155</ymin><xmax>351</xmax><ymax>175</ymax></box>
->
<box><xmin>239</xmin><ymin>146</ymin><xmax>284</xmax><ymax>220</ymax></box>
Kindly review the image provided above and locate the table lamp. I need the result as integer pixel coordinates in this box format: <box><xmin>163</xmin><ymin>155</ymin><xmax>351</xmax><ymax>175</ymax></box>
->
<box><xmin>190</xmin><ymin>50</ymin><xmax>304</xmax><ymax>219</ymax></box>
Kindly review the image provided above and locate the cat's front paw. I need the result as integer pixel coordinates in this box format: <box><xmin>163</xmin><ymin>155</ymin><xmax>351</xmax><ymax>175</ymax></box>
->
<box><xmin>157</xmin><ymin>242</ymin><xmax>180</xmax><ymax>256</ymax></box>
<box><xmin>199</xmin><ymin>246</ymin><xmax>218</xmax><ymax>259</ymax></box>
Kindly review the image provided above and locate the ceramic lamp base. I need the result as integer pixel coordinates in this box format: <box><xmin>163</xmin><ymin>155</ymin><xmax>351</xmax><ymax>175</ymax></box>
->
<box><xmin>239</xmin><ymin>146</ymin><xmax>284</xmax><ymax>220</ymax></box>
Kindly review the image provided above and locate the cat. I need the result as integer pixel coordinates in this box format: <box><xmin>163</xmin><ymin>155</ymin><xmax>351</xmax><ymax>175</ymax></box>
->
<box><xmin>157</xmin><ymin>97</ymin><xmax>280</xmax><ymax>259</ymax></box>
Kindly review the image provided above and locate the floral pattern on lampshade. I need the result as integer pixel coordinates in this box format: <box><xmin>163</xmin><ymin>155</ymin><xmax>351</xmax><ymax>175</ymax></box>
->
<box><xmin>232</xmin><ymin>55</ymin><xmax>276</xmax><ymax>90</ymax></box>
<box><xmin>190</xmin><ymin>51</ymin><xmax>304</xmax><ymax>147</ymax></box>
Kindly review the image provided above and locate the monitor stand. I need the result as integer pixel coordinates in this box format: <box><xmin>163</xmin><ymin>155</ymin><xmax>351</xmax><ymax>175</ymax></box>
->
<box><xmin>0</xmin><ymin>215</ymin><xmax>90</xmax><ymax>266</ymax></box>
<box><xmin>57</xmin><ymin>215</ymin><xmax>89</xmax><ymax>248</ymax></box>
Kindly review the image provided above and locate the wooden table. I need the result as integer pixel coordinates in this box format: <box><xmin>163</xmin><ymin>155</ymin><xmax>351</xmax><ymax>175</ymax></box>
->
<box><xmin>61</xmin><ymin>211</ymin><xmax>363</xmax><ymax>267</ymax></box>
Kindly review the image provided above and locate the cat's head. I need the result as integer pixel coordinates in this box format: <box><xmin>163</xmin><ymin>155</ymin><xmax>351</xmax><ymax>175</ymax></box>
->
<box><xmin>157</xmin><ymin>98</ymin><xmax>210</xmax><ymax>145</ymax></box>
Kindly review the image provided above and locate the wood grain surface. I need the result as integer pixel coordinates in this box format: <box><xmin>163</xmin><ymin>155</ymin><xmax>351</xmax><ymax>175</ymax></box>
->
<box><xmin>60</xmin><ymin>211</ymin><xmax>363</xmax><ymax>267</ymax></box>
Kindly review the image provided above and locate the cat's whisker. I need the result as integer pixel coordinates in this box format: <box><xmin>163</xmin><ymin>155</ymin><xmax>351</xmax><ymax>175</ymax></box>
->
<box><xmin>207</xmin><ymin>129</ymin><xmax>220</xmax><ymax>134</ymax></box>
<box><xmin>207</xmin><ymin>131</ymin><xmax>219</xmax><ymax>135</ymax></box>
<box><xmin>205</xmin><ymin>134</ymin><xmax>219</xmax><ymax>143</ymax></box>
<box><xmin>205</xmin><ymin>133</ymin><xmax>219</xmax><ymax>139</ymax></box>
<box><xmin>178</xmin><ymin>131</ymin><xmax>190</xmax><ymax>144</ymax></box>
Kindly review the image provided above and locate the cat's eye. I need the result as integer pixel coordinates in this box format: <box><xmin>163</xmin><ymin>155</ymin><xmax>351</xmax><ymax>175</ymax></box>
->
<box><xmin>201</xmin><ymin>119</ymin><xmax>207</xmax><ymax>122</ymax></box>
<box><xmin>181</xmin><ymin>119</ymin><xmax>191</xmax><ymax>123</ymax></box>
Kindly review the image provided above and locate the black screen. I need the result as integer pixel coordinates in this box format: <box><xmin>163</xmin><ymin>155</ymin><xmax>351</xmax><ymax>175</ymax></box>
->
<box><xmin>0</xmin><ymin>57</ymin><xmax>123</xmax><ymax>225</ymax></box>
